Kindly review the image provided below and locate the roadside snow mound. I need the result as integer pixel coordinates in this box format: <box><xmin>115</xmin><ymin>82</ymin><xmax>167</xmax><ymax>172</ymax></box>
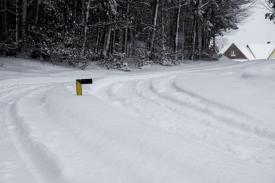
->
<box><xmin>240</xmin><ymin>61</ymin><xmax>275</xmax><ymax>80</ymax></box>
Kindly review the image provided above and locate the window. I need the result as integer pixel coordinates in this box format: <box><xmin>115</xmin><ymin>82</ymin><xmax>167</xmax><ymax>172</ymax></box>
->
<box><xmin>230</xmin><ymin>50</ymin><xmax>236</xmax><ymax>57</ymax></box>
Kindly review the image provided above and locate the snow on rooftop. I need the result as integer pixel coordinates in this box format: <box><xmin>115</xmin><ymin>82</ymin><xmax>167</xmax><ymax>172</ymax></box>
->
<box><xmin>236</xmin><ymin>44</ymin><xmax>255</xmax><ymax>60</ymax></box>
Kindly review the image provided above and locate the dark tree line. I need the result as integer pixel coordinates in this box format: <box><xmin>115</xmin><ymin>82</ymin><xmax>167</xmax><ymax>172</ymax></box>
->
<box><xmin>0</xmin><ymin>0</ymin><xmax>253</xmax><ymax>66</ymax></box>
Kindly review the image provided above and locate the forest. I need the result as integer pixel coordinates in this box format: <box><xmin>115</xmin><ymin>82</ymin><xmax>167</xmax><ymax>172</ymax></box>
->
<box><xmin>0</xmin><ymin>0</ymin><xmax>272</xmax><ymax>68</ymax></box>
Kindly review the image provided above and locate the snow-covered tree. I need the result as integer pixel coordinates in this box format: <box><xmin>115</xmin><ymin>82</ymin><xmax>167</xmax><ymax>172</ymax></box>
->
<box><xmin>0</xmin><ymin>0</ymin><xmax>254</xmax><ymax>63</ymax></box>
<box><xmin>266</xmin><ymin>0</ymin><xmax>275</xmax><ymax>22</ymax></box>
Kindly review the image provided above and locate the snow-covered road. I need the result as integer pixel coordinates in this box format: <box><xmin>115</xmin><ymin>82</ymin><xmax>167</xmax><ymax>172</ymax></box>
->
<box><xmin>0</xmin><ymin>58</ymin><xmax>275</xmax><ymax>183</ymax></box>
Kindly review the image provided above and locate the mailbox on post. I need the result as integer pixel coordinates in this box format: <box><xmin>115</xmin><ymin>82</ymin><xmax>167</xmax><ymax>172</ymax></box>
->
<box><xmin>76</xmin><ymin>78</ymin><xmax>93</xmax><ymax>96</ymax></box>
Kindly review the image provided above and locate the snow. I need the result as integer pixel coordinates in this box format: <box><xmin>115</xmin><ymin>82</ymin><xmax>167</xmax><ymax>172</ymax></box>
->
<box><xmin>1</xmin><ymin>58</ymin><xmax>275</xmax><ymax>183</ymax></box>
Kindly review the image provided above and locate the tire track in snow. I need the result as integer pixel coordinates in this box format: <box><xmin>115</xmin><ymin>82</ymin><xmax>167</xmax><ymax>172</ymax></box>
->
<box><xmin>104</xmin><ymin>77</ymin><xmax>270</xmax><ymax>144</ymax></box>
<box><xmin>29</xmin><ymin>83</ymin><xmax>254</xmax><ymax>183</ymax></box>
<box><xmin>6</xmin><ymin>83</ymin><xmax>206</xmax><ymax>183</ymax></box>
<box><xmin>108</xmin><ymin>81</ymin><xmax>228</xmax><ymax>138</ymax></box>
<box><xmin>144</xmin><ymin>77</ymin><xmax>275</xmax><ymax>165</ymax></box>
<box><xmin>171</xmin><ymin>80</ymin><xmax>275</xmax><ymax>139</ymax></box>
<box><xmin>103</xmin><ymin>78</ymin><xmax>275</xmax><ymax>167</ymax></box>
<box><xmin>0</xmin><ymin>84</ymin><xmax>36</xmax><ymax>101</ymax></box>
<box><xmin>0</xmin><ymin>91</ymin><xmax>37</xmax><ymax>183</ymax></box>
<box><xmin>149</xmin><ymin>76</ymin><xmax>275</xmax><ymax>141</ymax></box>
<box><xmin>0</xmin><ymin>84</ymin><xmax>48</xmax><ymax>183</ymax></box>
<box><xmin>99</xmin><ymin>81</ymin><xmax>251</xmax><ymax>179</ymax></box>
<box><xmin>3</xmin><ymin>84</ymin><xmax>66</xmax><ymax>183</ymax></box>
<box><xmin>172</xmin><ymin>80</ymin><xmax>255</xmax><ymax>121</ymax></box>
<box><xmin>3</xmin><ymin>84</ymin><xmax>147</xmax><ymax>183</ymax></box>
<box><xmin>94</xmin><ymin>79</ymin><xmax>275</xmax><ymax>181</ymax></box>
<box><xmin>106</xmin><ymin>81</ymin><xmax>194</xmax><ymax>130</ymax></box>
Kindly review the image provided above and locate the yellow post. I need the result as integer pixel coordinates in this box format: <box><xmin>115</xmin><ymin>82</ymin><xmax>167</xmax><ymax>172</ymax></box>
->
<box><xmin>76</xmin><ymin>81</ymin><xmax>82</xmax><ymax>96</ymax></box>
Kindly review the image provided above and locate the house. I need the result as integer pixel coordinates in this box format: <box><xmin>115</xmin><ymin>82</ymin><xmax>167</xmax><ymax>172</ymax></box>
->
<box><xmin>223</xmin><ymin>43</ymin><xmax>275</xmax><ymax>61</ymax></box>
<box><xmin>268</xmin><ymin>48</ymin><xmax>275</xmax><ymax>60</ymax></box>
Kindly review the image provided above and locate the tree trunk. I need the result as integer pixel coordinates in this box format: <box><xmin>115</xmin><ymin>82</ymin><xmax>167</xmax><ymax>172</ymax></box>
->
<box><xmin>0</xmin><ymin>0</ymin><xmax>2</xmax><ymax>34</ymax></box>
<box><xmin>0</xmin><ymin>0</ymin><xmax>7</xmax><ymax>55</ymax></box>
<box><xmin>197</xmin><ymin>24</ymin><xmax>202</xmax><ymax>59</ymax></box>
<box><xmin>197</xmin><ymin>0</ymin><xmax>202</xmax><ymax>59</ymax></box>
<box><xmin>213</xmin><ymin>34</ymin><xmax>216</xmax><ymax>53</ymax></box>
<box><xmin>175</xmin><ymin>0</ymin><xmax>181</xmax><ymax>60</ymax></box>
<box><xmin>123</xmin><ymin>0</ymin><xmax>129</xmax><ymax>55</ymax></box>
<box><xmin>161</xmin><ymin>0</ymin><xmax>166</xmax><ymax>55</ymax></box>
<box><xmin>129</xmin><ymin>28</ymin><xmax>134</xmax><ymax>56</ymax></box>
<box><xmin>192</xmin><ymin>20</ymin><xmax>197</xmax><ymax>60</ymax></box>
<box><xmin>123</xmin><ymin>28</ymin><xmax>128</xmax><ymax>55</ymax></box>
<box><xmin>112</xmin><ymin>29</ymin><xmax>116</xmax><ymax>54</ymax></box>
<box><xmin>21</xmin><ymin>0</ymin><xmax>27</xmax><ymax>51</ymax></box>
<box><xmin>82</xmin><ymin>1</ymin><xmax>86</xmax><ymax>25</ymax></box>
<box><xmin>73</xmin><ymin>0</ymin><xmax>77</xmax><ymax>20</ymax></box>
<box><xmin>181</xmin><ymin>15</ymin><xmax>185</xmax><ymax>61</ymax></box>
<box><xmin>203</xmin><ymin>26</ymin><xmax>208</xmax><ymax>51</ymax></box>
<box><xmin>150</xmin><ymin>0</ymin><xmax>159</xmax><ymax>58</ymax></box>
<box><xmin>81</xmin><ymin>0</ymin><xmax>91</xmax><ymax>57</ymax></box>
<box><xmin>15</xmin><ymin>0</ymin><xmax>19</xmax><ymax>55</ymax></box>
<box><xmin>102</xmin><ymin>25</ymin><xmax>112</xmax><ymax>57</ymax></box>
<box><xmin>95</xmin><ymin>27</ymin><xmax>100</xmax><ymax>53</ymax></box>
<box><xmin>3</xmin><ymin>0</ymin><xmax>7</xmax><ymax>33</ymax></box>
<box><xmin>35</xmin><ymin>0</ymin><xmax>41</xmax><ymax>25</ymax></box>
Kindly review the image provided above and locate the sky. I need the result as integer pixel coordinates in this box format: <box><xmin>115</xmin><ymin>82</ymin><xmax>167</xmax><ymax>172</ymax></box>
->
<box><xmin>220</xmin><ymin>0</ymin><xmax>275</xmax><ymax>49</ymax></box>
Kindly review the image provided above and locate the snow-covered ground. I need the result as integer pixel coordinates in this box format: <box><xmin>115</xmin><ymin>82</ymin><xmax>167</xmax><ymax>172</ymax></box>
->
<box><xmin>0</xmin><ymin>58</ymin><xmax>275</xmax><ymax>183</ymax></box>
